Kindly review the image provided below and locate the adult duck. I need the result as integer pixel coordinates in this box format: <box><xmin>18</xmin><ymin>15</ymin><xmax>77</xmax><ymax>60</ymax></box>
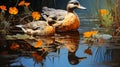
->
<box><xmin>42</xmin><ymin>0</ymin><xmax>86</xmax><ymax>32</ymax></box>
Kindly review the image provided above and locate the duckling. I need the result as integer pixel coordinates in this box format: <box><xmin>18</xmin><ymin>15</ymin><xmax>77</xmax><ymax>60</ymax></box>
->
<box><xmin>16</xmin><ymin>21</ymin><xmax>54</xmax><ymax>36</ymax></box>
<box><xmin>42</xmin><ymin>0</ymin><xmax>86</xmax><ymax>32</ymax></box>
<box><xmin>16</xmin><ymin>15</ymin><xmax>61</xmax><ymax>36</ymax></box>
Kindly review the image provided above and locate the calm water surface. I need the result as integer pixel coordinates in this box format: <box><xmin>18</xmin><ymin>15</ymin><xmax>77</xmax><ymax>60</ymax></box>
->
<box><xmin>0</xmin><ymin>26</ymin><xmax>120</xmax><ymax>67</ymax></box>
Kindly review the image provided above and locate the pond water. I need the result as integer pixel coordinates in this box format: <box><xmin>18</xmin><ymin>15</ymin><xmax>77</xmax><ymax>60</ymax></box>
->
<box><xmin>0</xmin><ymin>21</ymin><xmax>120</xmax><ymax>67</ymax></box>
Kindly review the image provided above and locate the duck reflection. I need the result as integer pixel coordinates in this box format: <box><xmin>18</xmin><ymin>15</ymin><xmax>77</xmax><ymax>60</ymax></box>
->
<box><xmin>24</xmin><ymin>31</ymin><xmax>86</xmax><ymax>65</ymax></box>
<box><xmin>55</xmin><ymin>31</ymin><xmax>87</xmax><ymax>65</ymax></box>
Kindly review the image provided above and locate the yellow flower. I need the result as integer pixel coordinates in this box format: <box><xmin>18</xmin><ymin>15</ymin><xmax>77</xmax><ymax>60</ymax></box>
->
<box><xmin>90</xmin><ymin>31</ymin><xmax>98</xmax><ymax>36</ymax></box>
<box><xmin>83</xmin><ymin>31</ymin><xmax>92</xmax><ymax>38</ymax></box>
<box><xmin>24</xmin><ymin>2</ymin><xmax>30</xmax><ymax>7</ymax></box>
<box><xmin>83</xmin><ymin>31</ymin><xmax>98</xmax><ymax>38</ymax></box>
<box><xmin>32</xmin><ymin>11</ymin><xmax>41</xmax><ymax>20</ymax></box>
<box><xmin>18</xmin><ymin>0</ymin><xmax>25</xmax><ymax>6</ymax></box>
<box><xmin>18</xmin><ymin>1</ymin><xmax>30</xmax><ymax>7</ymax></box>
<box><xmin>99</xmin><ymin>9</ymin><xmax>108</xmax><ymax>15</ymax></box>
<box><xmin>0</xmin><ymin>5</ymin><xmax>7</xmax><ymax>11</ymax></box>
<box><xmin>9</xmin><ymin>7</ymin><xmax>18</xmax><ymax>15</ymax></box>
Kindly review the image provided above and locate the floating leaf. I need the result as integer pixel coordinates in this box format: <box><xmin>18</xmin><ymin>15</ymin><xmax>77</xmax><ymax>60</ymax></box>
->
<box><xmin>102</xmin><ymin>34</ymin><xmax>112</xmax><ymax>39</ymax></box>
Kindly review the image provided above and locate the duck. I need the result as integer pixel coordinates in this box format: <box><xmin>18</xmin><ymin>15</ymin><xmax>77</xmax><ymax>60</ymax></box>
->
<box><xmin>42</xmin><ymin>0</ymin><xmax>86</xmax><ymax>32</ymax></box>
<box><xmin>16</xmin><ymin>15</ymin><xmax>62</xmax><ymax>36</ymax></box>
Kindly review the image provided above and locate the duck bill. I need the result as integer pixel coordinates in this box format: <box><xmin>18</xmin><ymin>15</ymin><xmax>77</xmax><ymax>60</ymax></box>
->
<box><xmin>78</xmin><ymin>5</ymin><xmax>86</xmax><ymax>9</ymax></box>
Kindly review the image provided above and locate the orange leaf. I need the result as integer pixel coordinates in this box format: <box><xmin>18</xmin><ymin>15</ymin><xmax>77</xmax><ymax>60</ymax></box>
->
<box><xmin>84</xmin><ymin>48</ymin><xmax>92</xmax><ymax>55</ymax></box>
<box><xmin>34</xmin><ymin>40</ymin><xmax>43</xmax><ymax>48</ymax></box>
<box><xmin>10</xmin><ymin>43</ymin><xmax>20</xmax><ymax>50</ymax></box>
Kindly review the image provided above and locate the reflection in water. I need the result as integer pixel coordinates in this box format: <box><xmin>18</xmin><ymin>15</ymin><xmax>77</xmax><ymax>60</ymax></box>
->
<box><xmin>55</xmin><ymin>31</ymin><xmax>87</xmax><ymax>65</ymax></box>
<box><xmin>0</xmin><ymin>31</ymin><xmax>120</xmax><ymax>67</ymax></box>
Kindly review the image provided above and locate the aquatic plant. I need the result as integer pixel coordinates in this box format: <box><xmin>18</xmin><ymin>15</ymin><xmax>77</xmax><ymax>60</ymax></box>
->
<box><xmin>83</xmin><ymin>30</ymin><xmax>112</xmax><ymax>45</ymax></box>
<box><xmin>0</xmin><ymin>5</ymin><xmax>10</xmax><ymax>34</ymax></box>
<box><xmin>99</xmin><ymin>9</ymin><xmax>113</xmax><ymax>28</ymax></box>
<box><xmin>83</xmin><ymin>31</ymin><xmax>98</xmax><ymax>45</ymax></box>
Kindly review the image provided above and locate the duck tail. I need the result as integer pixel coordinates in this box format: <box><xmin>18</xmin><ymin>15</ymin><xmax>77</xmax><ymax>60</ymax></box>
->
<box><xmin>16</xmin><ymin>25</ymin><xmax>27</xmax><ymax>33</ymax></box>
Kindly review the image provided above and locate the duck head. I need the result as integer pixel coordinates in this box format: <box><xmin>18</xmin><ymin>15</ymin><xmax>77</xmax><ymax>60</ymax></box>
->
<box><xmin>47</xmin><ymin>14</ymin><xmax>57</xmax><ymax>26</ymax></box>
<box><xmin>67</xmin><ymin>0</ymin><xmax>86</xmax><ymax>12</ymax></box>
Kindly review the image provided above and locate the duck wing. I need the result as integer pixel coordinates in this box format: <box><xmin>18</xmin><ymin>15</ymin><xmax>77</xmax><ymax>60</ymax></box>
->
<box><xmin>42</xmin><ymin>7</ymin><xmax>67</xmax><ymax>21</ymax></box>
<box><xmin>23</xmin><ymin>21</ymin><xmax>48</xmax><ymax>30</ymax></box>
<box><xmin>16</xmin><ymin>21</ymin><xmax>48</xmax><ymax>31</ymax></box>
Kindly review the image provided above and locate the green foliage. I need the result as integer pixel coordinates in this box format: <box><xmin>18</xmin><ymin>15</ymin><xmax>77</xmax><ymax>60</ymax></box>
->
<box><xmin>101</xmin><ymin>13</ymin><xmax>113</xmax><ymax>28</ymax></box>
<box><xmin>0</xmin><ymin>11</ymin><xmax>10</xmax><ymax>34</ymax></box>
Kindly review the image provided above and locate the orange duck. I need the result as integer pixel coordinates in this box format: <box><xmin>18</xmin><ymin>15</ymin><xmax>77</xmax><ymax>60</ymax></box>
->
<box><xmin>42</xmin><ymin>0</ymin><xmax>86</xmax><ymax>32</ymax></box>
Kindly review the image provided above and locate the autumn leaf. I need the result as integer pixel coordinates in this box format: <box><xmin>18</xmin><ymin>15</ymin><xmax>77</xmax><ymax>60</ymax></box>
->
<box><xmin>10</xmin><ymin>43</ymin><xmax>20</xmax><ymax>50</ymax></box>
<box><xmin>84</xmin><ymin>47</ymin><xmax>92</xmax><ymax>55</ymax></box>
<box><xmin>34</xmin><ymin>40</ymin><xmax>43</xmax><ymax>48</ymax></box>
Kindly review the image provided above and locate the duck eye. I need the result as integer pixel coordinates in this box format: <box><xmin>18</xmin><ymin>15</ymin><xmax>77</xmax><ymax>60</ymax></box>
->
<box><xmin>74</xmin><ymin>3</ymin><xmax>78</xmax><ymax>5</ymax></box>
